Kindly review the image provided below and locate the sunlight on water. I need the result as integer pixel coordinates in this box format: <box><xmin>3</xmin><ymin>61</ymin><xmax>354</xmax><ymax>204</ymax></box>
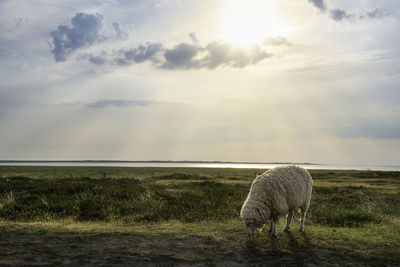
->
<box><xmin>1</xmin><ymin>161</ymin><xmax>400</xmax><ymax>171</ymax></box>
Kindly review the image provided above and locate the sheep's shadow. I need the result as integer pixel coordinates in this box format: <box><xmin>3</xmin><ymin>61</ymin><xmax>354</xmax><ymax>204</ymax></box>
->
<box><xmin>284</xmin><ymin>230</ymin><xmax>313</xmax><ymax>264</ymax></box>
<box><xmin>242</xmin><ymin>229</ymin><xmax>295</xmax><ymax>264</ymax></box>
<box><xmin>243</xmin><ymin>238</ymin><xmax>288</xmax><ymax>264</ymax></box>
<box><xmin>242</xmin><ymin>228</ymin><xmax>314</xmax><ymax>264</ymax></box>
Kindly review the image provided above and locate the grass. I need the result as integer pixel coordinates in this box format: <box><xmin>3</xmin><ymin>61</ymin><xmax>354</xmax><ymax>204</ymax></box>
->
<box><xmin>0</xmin><ymin>166</ymin><xmax>400</xmax><ymax>265</ymax></box>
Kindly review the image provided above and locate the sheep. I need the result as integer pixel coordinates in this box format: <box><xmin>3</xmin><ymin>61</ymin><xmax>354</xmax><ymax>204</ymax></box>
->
<box><xmin>240</xmin><ymin>165</ymin><xmax>313</xmax><ymax>238</ymax></box>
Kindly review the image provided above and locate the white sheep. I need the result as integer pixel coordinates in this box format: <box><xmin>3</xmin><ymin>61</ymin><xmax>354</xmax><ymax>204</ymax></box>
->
<box><xmin>240</xmin><ymin>165</ymin><xmax>313</xmax><ymax>238</ymax></box>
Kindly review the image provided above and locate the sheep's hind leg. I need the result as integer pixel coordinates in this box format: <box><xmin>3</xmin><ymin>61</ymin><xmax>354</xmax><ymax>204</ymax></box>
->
<box><xmin>268</xmin><ymin>221</ymin><xmax>273</xmax><ymax>233</ymax></box>
<box><xmin>284</xmin><ymin>210</ymin><xmax>294</xmax><ymax>232</ymax></box>
<box><xmin>299</xmin><ymin>209</ymin><xmax>307</xmax><ymax>232</ymax></box>
<box><xmin>271</xmin><ymin>217</ymin><xmax>279</xmax><ymax>238</ymax></box>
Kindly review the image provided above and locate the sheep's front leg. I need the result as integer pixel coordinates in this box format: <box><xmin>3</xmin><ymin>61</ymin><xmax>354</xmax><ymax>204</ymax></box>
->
<box><xmin>271</xmin><ymin>217</ymin><xmax>278</xmax><ymax>238</ymax></box>
<box><xmin>300</xmin><ymin>209</ymin><xmax>307</xmax><ymax>232</ymax></box>
<box><xmin>284</xmin><ymin>210</ymin><xmax>294</xmax><ymax>232</ymax></box>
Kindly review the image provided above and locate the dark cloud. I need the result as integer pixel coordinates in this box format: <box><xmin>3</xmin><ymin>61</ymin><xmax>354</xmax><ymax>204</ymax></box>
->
<box><xmin>330</xmin><ymin>9</ymin><xmax>350</xmax><ymax>21</ymax></box>
<box><xmin>306</xmin><ymin>0</ymin><xmax>393</xmax><ymax>22</ymax></box>
<box><xmin>81</xmin><ymin>43</ymin><xmax>163</xmax><ymax>66</ymax></box>
<box><xmin>87</xmin><ymin>99</ymin><xmax>155</xmax><ymax>109</ymax></box>
<box><xmin>263</xmin><ymin>36</ymin><xmax>292</xmax><ymax>46</ymax></box>
<box><xmin>78</xmin><ymin>53</ymin><xmax>107</xmax><ymax>65</ymax></box>
<box><xmin>112</xmin><ymin>22</ymin><xmax>129</xmax><ymax>40</ymax></box>
<box><xmin>361</xmin><ymin>8</ymin><xmax>392</xmax><ymax>20</ymax></box>
<box><xmin>123</xmin><ymin>42</ymin><xmax>163</xmax><ymax>63</ymax></box>
<box><xmin>88</xmin><ymin>55</ymin><xmax>106</xmax><ymax>65</ymax></box>
<box><xmin>189</xmin><ymin>32</ymin><xmax>199</xmax><ymax>44</ymax></box>
<box><xmin>50</xmin><ymin>13</ymin><xmax>105</xmax><ymax>62</ymax></box>
<box><xmin>307</xmin><ymin>0</ymin><xmax>326</xmax><ymax>11</ymax></box>
<box><xmin>162</xmin><ymin>43</ymin><xmax>200</xmax><ymax>69</ymax></box>
<box><xmin>329</xmin><ymin>8</ymin><xmax>392</xmax><ymax>21</ymax></box>
<box><xmin>114</xmin><ymin>58</ymin><xmax>130</xmax><ymax>66</ymax></box>
<box><xmin>162</xmin><ymin>42</ymin><xmax>271</xmax><ymax>70</ymax></box>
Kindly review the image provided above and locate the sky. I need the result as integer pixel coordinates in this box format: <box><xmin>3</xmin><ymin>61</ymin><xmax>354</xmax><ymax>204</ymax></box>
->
<box><xmin>0</xmin><ymin>0</ymin><xmax>400</xmax><ymax>165</ymax></box>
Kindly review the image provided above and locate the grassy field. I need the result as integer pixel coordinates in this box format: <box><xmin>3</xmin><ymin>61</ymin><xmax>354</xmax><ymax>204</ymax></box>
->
<box><xmin>0</xmin><ymin>166</ymin><xmax>399</xmax><ymax>265</ymax></box>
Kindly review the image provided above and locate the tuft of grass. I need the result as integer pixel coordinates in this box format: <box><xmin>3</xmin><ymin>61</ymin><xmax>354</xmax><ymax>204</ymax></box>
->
<box><xmin>0</xmin><ymin>190</ymin><xmax>15</xmax><ymax>209</ymax></box>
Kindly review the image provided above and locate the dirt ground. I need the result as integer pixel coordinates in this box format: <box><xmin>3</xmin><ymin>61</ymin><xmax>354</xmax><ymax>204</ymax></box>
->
<box><xmin>1</xmin><ymin>222</ymin><xmax>394</xmax><ymax>266</ymax></box>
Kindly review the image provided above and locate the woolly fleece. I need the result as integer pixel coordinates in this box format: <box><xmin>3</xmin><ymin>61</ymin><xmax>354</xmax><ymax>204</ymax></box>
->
<box><xmin>240</xmin><ymin>165</ymin><xmax>313</xmax><ymax>235</ymax></box>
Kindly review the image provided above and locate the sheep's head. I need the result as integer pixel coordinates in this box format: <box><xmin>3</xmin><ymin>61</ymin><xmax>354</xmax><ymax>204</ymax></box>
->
<box><xmin>240</xmin><ymin>205</ymin><xmax>270</xmax><ymax>238</ymax></box>
<box><xmin>244</xmin><ymin>219</ymin><xmax>258</xmax><ymax>238</ymax></box>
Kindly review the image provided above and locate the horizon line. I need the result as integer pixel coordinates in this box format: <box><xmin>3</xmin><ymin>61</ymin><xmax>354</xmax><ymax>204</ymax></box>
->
<box><xmin>0</xmin><ymin>159</ymin><xmax>321</xmax><ymax>165</ymax></box>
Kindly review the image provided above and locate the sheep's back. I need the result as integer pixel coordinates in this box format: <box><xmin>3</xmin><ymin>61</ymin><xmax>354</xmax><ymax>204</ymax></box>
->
<box><xmin>250</xmin><ymin>166</ymin><xmax>312</xmax><ymax>215</ymax></box>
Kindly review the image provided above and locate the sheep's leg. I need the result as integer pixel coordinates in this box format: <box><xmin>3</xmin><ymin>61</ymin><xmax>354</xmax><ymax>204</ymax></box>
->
<box><xmin>271</xmin><ymin>217</ymin><xmax>278</xmax><ymax>238</ymax></box>
<box><xmin>284</xmin><ymin>210</ymin><xmax>294</xmax><ymax>232</ymax></box>
<box><xmin>268</xmin><ymin>221</ymin><xmax>273</xmax><ymax>233</ymax></box>
<box><xmin>299</xmin><ymin>209</ymin><xmax>307</xmax><ymax>232</ymax></box>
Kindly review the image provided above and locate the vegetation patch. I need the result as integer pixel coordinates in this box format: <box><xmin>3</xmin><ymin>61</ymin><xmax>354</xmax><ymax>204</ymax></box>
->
<box><xmin>0</xmin><ymin>167</ymin><xmax>399</xmax><ymax>265</ymax></box>
<box><xmin>154</xmin><ymin>173</ymin><xmax>211</xmax><ymax>181</ymax></box>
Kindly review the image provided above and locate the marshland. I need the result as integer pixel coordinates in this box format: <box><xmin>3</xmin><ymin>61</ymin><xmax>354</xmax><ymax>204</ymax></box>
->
<box><xmin>0</xmin><ymin>166</ymin><xmax>399</xmax><ymax>265</ymax></box>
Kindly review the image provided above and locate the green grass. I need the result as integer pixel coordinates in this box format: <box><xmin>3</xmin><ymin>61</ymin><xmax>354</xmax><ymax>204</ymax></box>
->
<box><xmin>0</xmin><ymin>166</ymin><xmax>399</xmax><ymax>265</ymax></box>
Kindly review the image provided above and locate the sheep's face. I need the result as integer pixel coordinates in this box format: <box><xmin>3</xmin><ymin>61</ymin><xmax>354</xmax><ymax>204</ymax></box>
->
<box><xmin>244</xmin><ymin>219</ymin><xmax>258</xmax><ymax>238</ymax></box>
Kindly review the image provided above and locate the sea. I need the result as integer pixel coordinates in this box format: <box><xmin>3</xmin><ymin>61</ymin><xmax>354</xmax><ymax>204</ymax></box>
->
<box><xmin>0</xmin><ymin>161</ymin><xmax>400</xmax><ymax>171</ymax></box>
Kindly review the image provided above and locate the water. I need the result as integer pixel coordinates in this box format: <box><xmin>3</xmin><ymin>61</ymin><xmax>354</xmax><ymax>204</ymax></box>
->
<box><xmin>0</xmin><ymin>161</ymin><xmax>400</xmax><ymax>171</ymax></box>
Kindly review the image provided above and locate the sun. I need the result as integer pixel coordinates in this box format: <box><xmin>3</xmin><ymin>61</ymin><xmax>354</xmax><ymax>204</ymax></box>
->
<box><xmin>219</xmin><ymin>1</ymin><xmax>287</xmax><ymax>47</ymax></box>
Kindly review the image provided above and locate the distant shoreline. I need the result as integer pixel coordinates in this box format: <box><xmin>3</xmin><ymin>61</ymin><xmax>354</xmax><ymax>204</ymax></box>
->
<box><xmin>0</xmin><ymin>160</ymin><xmax>320</xmax><ymax>165</ymax></box>
<box><xmin>0</xmin><ymin>160</ymin><xmax>399</xmax><ymax>171</ymax></box>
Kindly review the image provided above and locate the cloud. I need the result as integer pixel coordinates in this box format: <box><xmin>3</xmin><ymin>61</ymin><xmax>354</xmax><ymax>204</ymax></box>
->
<box><xmin>205</xmin><ymin>42</ymin><xmax>271</xmax><ymax>69</ymax></box>
<box><xmin>78</xmin><ymin>31</ymin><xmax>272</xmax><ymax>69</ymax></box>
<box><xmin>306</xmin><ymin>0</ymin><xmax>393</xmax><ymax>22</ymax></box>
<box><xmin>86</xmin><ymin>99</ymin><xmax>156</xmax><ymax>109</ymax></box>
<box><xmin>79</xmin><ymin>43</ymin><xmax>163</xmax><ymax>66</ymax></box>
<box><xmin>364</xmin><ymin>8</ymin><xmax>392</xmax><ymax>19</ymax></box>
<box><xmin>78</xmin><ymin>52</ymin><xmax>107</xmax><ymax>65</ymax></box>
<box><xmin>79</xmin><ymin>53</ymin><xmax>106</xmax><ymax>65</ymax></box>
<box><xmin>330</xmin><ymin>9</ymin><xmax>350</xmax><ymax>21</ymax></box>
<box><xmin>114</xmin><ymin>58</ymin><xmax>130</xmax><ymax>66</ymax></box>
<box><xmin>83</xmin><ymin>40</ymin><xmax>272</xmax><ymax>69</ymax></box>
<box><xmin>263</xmin><ymin>36</ymin><xmax>292</xmax><ymax>46</ymax></box>
<box><xmin>307</xmin><ymin>0</ymin><xmax>326</xmax><ymax>11</ymax></box>
<box><xmin>112</xmin><ymin>22</ymin><xmax>129</xmax><ymax>40</ymax></box>
<box><xmin>122</xmin><ymin>42</ymin><xmax>163</xmax><ymax>63</ymax></box>
<box><xmin>330</xmin><ymin>8</ymin><xmax>392</xmax><ymax>21</ymax></box>
<box><xmin>50</xmin><ymin>13</ymin><xmax>105</xmax><ymax>62</ymax></box>
<box><xmin>162</xmin><ymin>41</ymin><xmax>272</xmax><ymax>70</ymax></box>
<box><xmin>162</xmin><ymin>43</ymin><xmax>200</xmax><ymax>69</ymax></box>
<box><xmin>189</xmin><ymin>32</ymin><xmax>199</xmax><ymax>44</ymax></box>
<box><xmin>88</xmin><ymin>55</ymin><xmax>106</xmax><ymax>65</ymax></box>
